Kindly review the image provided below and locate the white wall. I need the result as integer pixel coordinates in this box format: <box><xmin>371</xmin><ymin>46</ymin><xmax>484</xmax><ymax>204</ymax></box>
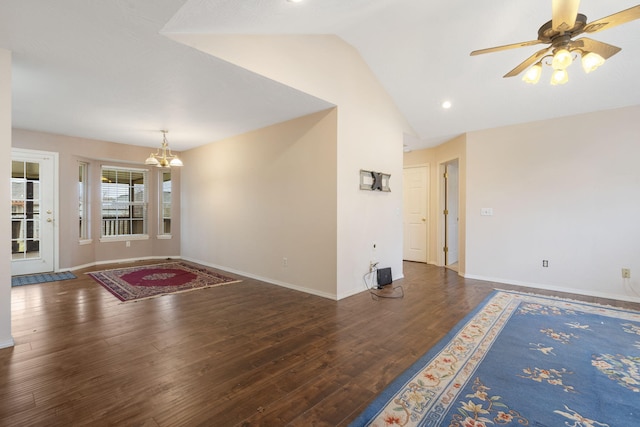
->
<box><xmin>465</xmin><ymin>106</ymin><xmax>640</xmax><ymax>302</ymax></box>
<box><xmin>168</xmin><ymin>34</ymin><xmax>412</xmax><ymax>298</ymax></box>
<box><xmin>0</xmin><ymin>49</ymin><xmax>14</xmax><ymax>348</ymax></box>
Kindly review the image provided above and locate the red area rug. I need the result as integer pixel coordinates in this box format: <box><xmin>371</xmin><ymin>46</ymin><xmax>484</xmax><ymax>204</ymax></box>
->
<box><xmin>87</xmin><ymin>261</ymin><xmax>241</xmax><ymax>302</ymax></box>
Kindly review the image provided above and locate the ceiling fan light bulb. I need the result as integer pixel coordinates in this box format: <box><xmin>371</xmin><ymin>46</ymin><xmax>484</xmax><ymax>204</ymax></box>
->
<box><xmin>522</xmin><ymin>64</ymin><xmax>542</xmax><ymax>84</ymax></box>
<box><xmin>582</xmin><ymin>52</ymin><xmax>605</xmax><ymax>74</ymax></box>
<box><xmin>550</xmin><ymin>68</ymin><xmax>569</xmax><ymax>85</ymax></box>
<box><xmin>552</xmin><ymin>48</ymin><xmax>573</xmax><ymax>70</ymax></box>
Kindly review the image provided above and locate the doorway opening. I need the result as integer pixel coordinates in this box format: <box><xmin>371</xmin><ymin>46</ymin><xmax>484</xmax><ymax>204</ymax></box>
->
<box><xmin>440</xmin><ymin>159</ymin><xmax>459</xmax><ymax>271</ymax></box>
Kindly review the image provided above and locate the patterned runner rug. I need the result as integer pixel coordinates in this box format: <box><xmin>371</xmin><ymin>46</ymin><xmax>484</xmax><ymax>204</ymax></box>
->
<box><xmin>11</xmin><ymin>271</ymin><xmax>77</xmax><ymax>287</ymax></box>
<box><xmin>351</xmin><ymin>290</ymin><xmax>640</xmax><ymax>427</ymax></box>
<box><xmin>87</xmin><ymin>261</ymin><xmax>241</xmax><ymax>302</ymax></box>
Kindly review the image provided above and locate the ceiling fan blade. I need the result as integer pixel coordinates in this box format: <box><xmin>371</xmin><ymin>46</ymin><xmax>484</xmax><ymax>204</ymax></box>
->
<box><xmin>503</xmin><ymin>47</ymin><xmax>551</xmax><ymax>78</ymax></box>
<box><xmin>470</xmin><ymin>40</ymin><xmax>544</xmax><ymax>56</ymax></box>
<box><xmin>552</xmin><ymin>0</ymin><xmax>581</xmax><ymax>31</ymax></box>
<box><xmin>583</xmin><ymin>5</ymin><xmax>640</xmax><ymax>34</ymax></box>
<box><xmin>572</xmin><ymin>37</ymin><xmax>621</xmax><ymax>59</ymax></box>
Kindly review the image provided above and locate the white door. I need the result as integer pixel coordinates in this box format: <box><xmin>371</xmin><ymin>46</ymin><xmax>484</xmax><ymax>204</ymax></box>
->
<box><xmin>403</xmin><ymin>166</ymin><xmax>428</xmax><ymax>262</ymax></box>
<box><xmin>11</xmin><ymin>149</ymin><xmax>57</xmax><ymax>275</ymax></box>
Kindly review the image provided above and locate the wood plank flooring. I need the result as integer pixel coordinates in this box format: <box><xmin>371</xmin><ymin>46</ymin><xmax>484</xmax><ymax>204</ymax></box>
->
<box><xmin>2</xmin><ymin>261</ymin><xmax>639</xmax><ymax>426</ymax></box>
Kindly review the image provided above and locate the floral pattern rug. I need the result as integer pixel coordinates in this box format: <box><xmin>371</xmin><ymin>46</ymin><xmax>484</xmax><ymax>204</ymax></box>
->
<box><xmin>350</xmin><ymin>290</ymin><xmax>640</xmax><ymax>427</ymax></box>
<box><xmin>87</xmin><ymin>261</ymin><xmax>241</xmax><ymax>302</ymax></box>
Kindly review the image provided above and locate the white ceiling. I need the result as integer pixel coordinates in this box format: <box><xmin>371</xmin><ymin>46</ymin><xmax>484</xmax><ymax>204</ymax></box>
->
<box><xmin>1</xmin><ymin>0</ymin><xmax>639</xmax><ymax>152</ymax></box>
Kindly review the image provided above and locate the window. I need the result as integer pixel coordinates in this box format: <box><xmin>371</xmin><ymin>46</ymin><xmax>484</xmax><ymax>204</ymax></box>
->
<box><xmin>160</xmin><ymin>171</ymin><xmax>172</xmax><ymax>236</ymax></box>
<box><xmin>101</xmin><ymin>167</ymin><xmax>147</xmax><ymax>238</ymax></box>
<box><xmin>78</xmin><ymin>162</ymin><xmax>89</xmax><ymax>240</ymax></box>
<box><xmin>11</xmin><ymin>161</ymin><xmax>40</xmax><ymax>259</ymax></box>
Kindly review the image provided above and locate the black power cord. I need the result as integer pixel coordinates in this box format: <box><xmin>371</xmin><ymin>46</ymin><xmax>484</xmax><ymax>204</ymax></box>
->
<box><xmin>363</xmin><ymin>266</ymin><xmax>404</xmax><ymax>300</ymax></box>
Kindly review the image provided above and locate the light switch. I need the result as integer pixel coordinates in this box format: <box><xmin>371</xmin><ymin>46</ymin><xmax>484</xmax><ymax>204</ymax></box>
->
<box><xmin>481</xmin><ymin>208</ymin><xmax>494</xmax><ymax>216</ymax></box>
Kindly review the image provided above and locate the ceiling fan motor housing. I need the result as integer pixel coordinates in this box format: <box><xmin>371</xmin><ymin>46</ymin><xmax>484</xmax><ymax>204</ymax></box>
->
<box><xmin>538</xmin><ymin>13</ymin><xmax>587</xmax><ymax>43</ymax></box>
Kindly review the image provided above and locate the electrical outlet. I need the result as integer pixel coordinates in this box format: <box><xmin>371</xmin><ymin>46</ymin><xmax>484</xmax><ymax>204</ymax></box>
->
<box><xmin>282</xmin><ymin>257</ymin><xmax>288</xmax><ymax>267</ymax></box>
<box><xmin>542</xmin><ymin>260</ymin><xmax>548</xmax><ymax>267</ymax></box>
<box><xmin>126</xmin><ymin>241</ymin><xmax>131</xmax><ymax>247</ymax></box>
<box><xmin>622</xmin><ymin>268</ymin><xmax>631</xmax><ymax>279</ymax></box>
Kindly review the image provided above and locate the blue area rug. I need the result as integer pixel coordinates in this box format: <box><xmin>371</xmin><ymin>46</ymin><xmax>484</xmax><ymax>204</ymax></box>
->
<box><xmin>351</xmin><ymin>290</ymin><xmax>640</xmax><ymax>427</ymax></box>
<box><xmin>11</xmin><ymin>271</ymin><xmax>76</xmax><ymax>287</ymax></box>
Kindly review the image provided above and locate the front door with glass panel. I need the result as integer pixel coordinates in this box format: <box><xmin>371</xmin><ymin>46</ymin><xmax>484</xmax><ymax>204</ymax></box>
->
<box><xmin>11</xmin><ymin>149</ymin><xmax>56</xmax><ymax>275</ymax></box>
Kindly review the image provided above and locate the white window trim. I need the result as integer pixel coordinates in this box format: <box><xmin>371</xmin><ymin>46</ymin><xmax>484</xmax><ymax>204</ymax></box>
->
<box><xmin>158</xmin><ymin>170</ymin><xmax>172</xmax><ymax>238</ymax></box>
<box><xmin>100</xmin><ymin>234</ymin><xmax>149</xmax><ymax>243</ymax></box>
<box><xmin>100</xmin><ymin>165</ymin><xmax>149</xmax><ymax>239</ymax></box>
<box><xmin>78</xmin><ymin>161</ymin><xmax>89</xmax><ymax>242</ymax></box>
<box><xmin>103</xmin><ymin>165</ymin><xmax>148</xmax><ymax>173</ymax></box>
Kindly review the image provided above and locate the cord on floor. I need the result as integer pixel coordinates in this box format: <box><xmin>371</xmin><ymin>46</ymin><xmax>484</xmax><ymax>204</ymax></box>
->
<box><xmin>363</xmin><ymin>268</ymin><xmax>404</xmax><ymax>300</ymax></box>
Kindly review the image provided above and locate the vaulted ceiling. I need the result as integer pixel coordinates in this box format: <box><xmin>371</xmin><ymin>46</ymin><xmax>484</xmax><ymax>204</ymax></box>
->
<box><xmin>1</xmin><ymin>0</ymin><xmax>639</xmax><ymax>152</ymax></box>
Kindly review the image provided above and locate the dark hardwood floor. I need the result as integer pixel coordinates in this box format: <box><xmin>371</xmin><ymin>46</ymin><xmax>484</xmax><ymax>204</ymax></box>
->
<box><xmin>2</xmin><ymin>261</ymin><xmax>639</xmax><ymax>426</ymax></box>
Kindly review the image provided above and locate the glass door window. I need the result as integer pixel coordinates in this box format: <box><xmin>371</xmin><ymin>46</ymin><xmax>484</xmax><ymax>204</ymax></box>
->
<box><xmin>11</xmin><ymin>161</ymin><xmax>41</xmax><ymax>260</ymax></box>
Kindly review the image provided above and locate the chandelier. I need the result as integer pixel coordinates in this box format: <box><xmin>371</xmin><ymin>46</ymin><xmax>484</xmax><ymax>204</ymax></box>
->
<box><xmin>144</xmin><ymin>130</ymin><xmax>183</xmax><ymax>168</ymax></box>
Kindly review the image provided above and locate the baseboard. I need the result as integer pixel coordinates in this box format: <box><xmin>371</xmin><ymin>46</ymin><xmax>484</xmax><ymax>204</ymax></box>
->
<box><xmin>180</xmin><ymin>257</ymin><xmax>338</xmax><ymax>301</ymax></box>
<box><xmin>64</xmin><ymin>255</ymin><xmax>182</xmax><ymax>273</ymax></box>
<box><xmin>337</xmin><ymin>287</ymin><xmax>364</xmax><ymax>300</ymax></box>
<box><xmin>462</xmin><ymin>273</ymin><xmax>640</xmax><ymax>304</ymax></box>
<box><xmin>0</xmin><ymin>337</ymin><xmax>15</xmax><ymax>349</ymax></box>
<box><xmin>65</xmin><ymin>256</ymin><xmax>401</xmax><ymax>301</ymax></box>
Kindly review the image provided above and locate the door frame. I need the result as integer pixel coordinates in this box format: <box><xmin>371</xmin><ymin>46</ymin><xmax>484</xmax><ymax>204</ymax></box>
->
<box><xmin>438</xmin><ymin>157</ymin><xmax>459</xmax><ymax>268</ymax></box>
<box><xmin>11</xmin><ymin>148</ymin><xmax>59</xmax><ymax>275</ymax></box>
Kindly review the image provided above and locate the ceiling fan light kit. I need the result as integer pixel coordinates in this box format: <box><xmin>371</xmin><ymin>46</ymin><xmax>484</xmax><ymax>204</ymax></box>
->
<box><xmin>551</xmin><ymin>48</ymin><xmax>573</xmax><ymax>70</ymax></box>
<box><xmin>581</xmin><ymin>52</ymin><xmax>605</xmax><ymax>73</ymax></box>
<box><xmin>551</xmin><ymin>68</ymin><xmax>569</xmax><ymax>85</ymax></box>
<box><xmin>522</xmin><ymin>63</ymin><xmax>543</xmax><ymax>84</ymax></box>
<box><xmin>471</xmin><ymin>2</ymin><xmax>640</xmax><ymax>86</ymax></box>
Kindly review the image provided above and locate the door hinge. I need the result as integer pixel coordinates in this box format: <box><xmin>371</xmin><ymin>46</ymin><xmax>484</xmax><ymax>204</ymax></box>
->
<box><xmin>443</xmin><ymin>246</ymin><xmax>449</xmax><ymax>253</ymax></box>
<box><xmin>443</xmin><ymin>172</ymin><xmax>448</xmax><ymax>179</ymax></box>
<box><xmin>443</xmin><ymin>209</ymin><xmax>449</xmax><ymax>215</ymax></box>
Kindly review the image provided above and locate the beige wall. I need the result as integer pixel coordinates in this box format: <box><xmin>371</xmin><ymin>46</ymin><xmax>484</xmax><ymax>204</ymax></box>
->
<box><xmin>465</xmin><ymin>105</ymin><xmax>640</xmax><ymax>301</ymax></box>
<box><xmin>1</xmin><ymin>49</ymin><xmax>13</xmax><ymax>348</ymax></box>
<box><xmin>12</xmin><ymin>129</ymin><xmax>181</xmax><ymax>270</ymax></box>
<box><xmin>404</xmin><ymin>134</ymin><xmax>466</xmax><ymax>273</ymax></box>
<box><xmin>167</xmin><ymin>34</ymin><xmax>412</xmax><ymax>298</ymax></box>
<box><xmin>405</xmin><ymin>106</ymin><xmax>640</xmax><ymax>302</ymax></box>
<box><xmin>180</xmin><ymin>109</ymin><xmax>338</xmax><ymax>298</ymax></box>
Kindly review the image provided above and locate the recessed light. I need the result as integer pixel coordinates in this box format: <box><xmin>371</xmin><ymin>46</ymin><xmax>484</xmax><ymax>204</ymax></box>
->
<box><xmin>441</xmin><ymin>100</ymin><xmax>452</xmax><ymax>109</ymax></box>
<box><xmin>287</xmin><ymin>0</ymin><xmax>303</xmax><ymax>2</ymax></box>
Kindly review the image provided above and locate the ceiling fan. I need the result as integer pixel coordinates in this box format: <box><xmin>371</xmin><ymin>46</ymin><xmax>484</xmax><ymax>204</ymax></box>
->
<box><xmin>470</xmin><ymin>1</ymin><xmax>640</xmax><ymax>84</ymax></box>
